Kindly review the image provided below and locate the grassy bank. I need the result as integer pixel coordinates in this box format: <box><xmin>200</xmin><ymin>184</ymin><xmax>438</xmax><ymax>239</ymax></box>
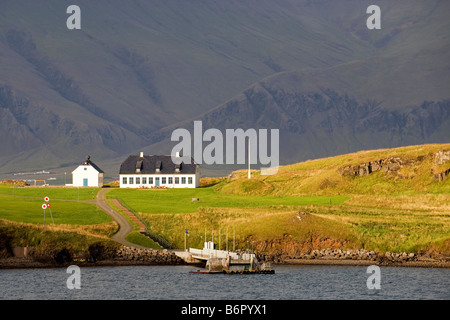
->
<box><xmin>0</xmin><ymin>186</ymin><xmax>117</xmax><ymax>256</ymax></box>
<box><xmin>110</xmin><ymin>144</ymin><xmax>450</xmax><ymax>254</ymax></box>
<box><xmin>0</xmin><ymin>144</ymin><xmax>449</xmax><ymax>257</ymax></box>
<box><xmin>107</xmin><ymin>188</ymin><xmax>348</xmax><ymax>214</ymax></box>
<box><xmin>0</xmin><ymin>194</ymin><xmax>110</xmax><ymax>225</ymax></box>
<box><xmin>219</xmin><ymin>144</ymin><xmax>450</xmax><ymax>197</ymax></box>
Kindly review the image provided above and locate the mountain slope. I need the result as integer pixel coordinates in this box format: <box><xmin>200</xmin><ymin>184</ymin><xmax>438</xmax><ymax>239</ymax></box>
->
<box><xmin>0</xmin><ymin>0</ymin><xmax>449</xmax><ymax>177</ymax></box>
<box><xmin>141</xmin><ymin>68</ymin><xmax>450</xmax><ymax>169</ymax></box>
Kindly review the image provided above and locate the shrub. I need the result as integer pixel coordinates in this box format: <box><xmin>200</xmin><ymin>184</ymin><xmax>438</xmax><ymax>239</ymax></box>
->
<box><xmin>30</xmin><ymin>245</ymin><xmax>73</xmax><ymax>265</ymax></box>
<box><xmin>0</xmin><ymin>230</ymin><xmax>13</xmax><ymax>258</ymax></box>
<box><xmin>55</xmin><ymin>248</ymin><xmax>73</xmax><ymax>264</ymax></box>
<box><xmin>88</xmin><ymin>241</ymin><xmax>119</xmax><ymax>262</ymax></box>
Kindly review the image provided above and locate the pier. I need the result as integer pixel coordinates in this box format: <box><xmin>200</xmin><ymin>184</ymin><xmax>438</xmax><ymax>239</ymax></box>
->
<box><xmin>175</xmin><ymin>242</ymin><xmax>274</xmax><ymax>274</ymax></box>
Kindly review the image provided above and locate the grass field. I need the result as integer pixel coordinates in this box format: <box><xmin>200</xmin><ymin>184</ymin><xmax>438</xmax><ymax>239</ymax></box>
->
<box><xmin>1</xmin><ymin>144</ymin><xmax>449</xmax><ymax>255</ymax></box>
<box><xmin>107</xmin><ymin>188</ymin><xmax>348</xmax><ymax>214</ymax></box>
<box><xmin>0</xmin><ymin>185</ymin><xmax>116</xmax><ymax>253</ymax></box>
<box><xmin>108</xmin><ymin>144</ymin><xmax>450</xmax><ymax>254</ymax></box>
<box><xmin>132</xmin><ymin>194</ymin><xmax>450</xmax><ymax>253</ymax></box>
<box><xmin>0</xmin><ymin>186</ymin><xmax>109</xmax><ymax>225</ymax></box>
<box><xmin>0</xmin><ymin>194</ymin><xmax>111</xmax><ymax>225</ymax></box>
<box><xmin>0</xmin><ymin>185</ymin><xmax>100</xmax><ymax>200</ymax></box>
<box><xmin>312</xmin><ymin>193</ymin><xmax>450</xmax><ymax>253</ymax></box>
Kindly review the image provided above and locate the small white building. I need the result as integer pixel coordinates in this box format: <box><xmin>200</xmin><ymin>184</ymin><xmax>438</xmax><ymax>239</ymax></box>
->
<box><xmin>72</xmin><ymin>155</ymin><xmax>104</xmax><ymax>187</ymax></box>
<box><xmin>119</xmin><ymin>152</ymin><xmax>200</xmax><ymax>188</ymax></box>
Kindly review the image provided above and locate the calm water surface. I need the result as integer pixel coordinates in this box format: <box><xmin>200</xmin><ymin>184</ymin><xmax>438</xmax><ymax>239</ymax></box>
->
<box><xmin>0</xmin><ymin>265</ymin><xmax>448</xmax><ymax>300</ymax></box>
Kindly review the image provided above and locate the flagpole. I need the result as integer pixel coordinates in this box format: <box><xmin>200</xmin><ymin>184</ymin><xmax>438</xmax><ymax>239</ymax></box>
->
<box><xmin>248</xmin><ymin>138</ymin><xmax>251</xmax><ymax>179</ymax></box>
<box><xmin>49</xmin><ymin>207</ymin><xmax>54</xmax><ymax>224</ymax></box>
<box><xmin>233</xmin><ymin>226</ymin><xmax>235</xmax><ymax>251</ymax></box>
<box><xmin>226</xmin><ymin>227</ymin><xmax>228</xmax><ymax>251</ymax></box>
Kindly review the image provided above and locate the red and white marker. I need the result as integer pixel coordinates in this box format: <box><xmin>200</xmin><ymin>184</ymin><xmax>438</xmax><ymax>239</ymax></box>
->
<box><xmin>42</xmin><ymin>204</ymin><xmax>47</xmax><ymax>210</ymax></box>
<box><xmin>47</xmin><ymin>203</ymin><xmax>51</xmax><ymax>208</ymax></box>
<box><xmin>44</xmin><ymin>197</ymin><xmax>50</xmax><ymax>202</ymax></box>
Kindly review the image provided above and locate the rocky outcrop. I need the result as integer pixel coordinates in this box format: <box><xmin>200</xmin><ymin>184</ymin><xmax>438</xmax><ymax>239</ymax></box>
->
<box><xmin>254</xmin><ymin>248</ymin><xmax>418</xmax><ymax>265</ymax></box>
<box><xmin>246</xmin><ymin>236</ymin><xmax>421</xmax><ymax>264</ymax></box>
<box><xmin>338</xmin><ymin>156</ymin><xmax>423</xmax><ymax>178</ymax></box>
<box><xmin>253</xmin><ymin>237</ymin><xmax>349</xmax><ymax>258</ymax></box>
<box><xmin>433</xmin><ymin>150</ymin><xmax>450</xmax><ymax>181</ymax></box>
<box><xmin>434</xmin><ymin>150</ymin><xmax>450</xmax><ymax>165</ymax></box>
<box><xmin>380</xmin><ymin>251</ymin><xmax>417</xmax><ymax>263</ymax></box>
<box><xmin>115</xmin><ymin>247</ymin><xmax>184</xmax><ymax>265</ymax></box>
<box><xmin>339</xmin><ymin>150</ymin><xmax>450</xmax><ymax>181</ymax></box>
<box><xmin>433</xmin><ymin>168</ymin><xmax>450</xmax><ymax>182</ymax></box>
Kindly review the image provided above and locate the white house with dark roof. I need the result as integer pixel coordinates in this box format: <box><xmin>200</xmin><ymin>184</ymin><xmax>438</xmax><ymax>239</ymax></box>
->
<box><xmin>71</xmin><ymin>155</ymin><xmax>104</xmax><ymax>187</ymax></box>
<box><xmin>119</xmin><ymin>152</ymin><xmax>200</xmax><ymax>188</ymax></box>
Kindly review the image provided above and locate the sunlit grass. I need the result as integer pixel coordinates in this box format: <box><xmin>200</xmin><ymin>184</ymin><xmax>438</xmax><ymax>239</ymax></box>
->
<box><xmin>0</xmin><ymin>219</ymin><xmax>117</xmax><ymax>251</ymax></box>
<box><xmin>107</xmin><ymin>188</ymin><xmax>348</xmax><ymax>214</ymax></box>
<box><xmin>0</xmin><ymin>194</ymin><xmax>111</xmax><ymax>225</ymax></box>
<box><xmin>0</xmin><ymin>185</ymin><xmax>99</xmax><ymax>200</ymax></box>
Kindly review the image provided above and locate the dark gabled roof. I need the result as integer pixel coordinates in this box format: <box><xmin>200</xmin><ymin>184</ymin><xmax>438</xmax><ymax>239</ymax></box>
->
<box><xmin>119</xmin><ymin>155</ymin><xmax>198</xmax><ymax>175</ymax></box>
<box><xmin>81</xmin><ymin>155</ymin><xmax>104</xmax><ymax>173</ymax></box>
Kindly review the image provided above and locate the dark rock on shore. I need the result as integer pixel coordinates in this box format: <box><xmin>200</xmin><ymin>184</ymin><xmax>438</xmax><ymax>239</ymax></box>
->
<box><xmin>0</xmin><ymin>245</ymin><xmax>185</xmax><ymax>269</ymax></box>
<box><xmin>115</xmin><ymin>246</ymin><xmax>184</xmax><ymax>265</ymax></box>
<box><xmin>253</xmin><ymin>248</ymin><xmax>446</xmax><ymax>266</ymax></box>
<box><xmin>1</xmin><ymin>245</ymin><xmax>449</xmax><ymax>269</ymax></box>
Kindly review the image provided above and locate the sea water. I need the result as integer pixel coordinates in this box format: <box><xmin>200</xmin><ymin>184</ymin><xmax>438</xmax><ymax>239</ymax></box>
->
<box><xmin>0</xmin><ymin>264</ymin><xmax>448</xmax><ymax>300</ymax></box>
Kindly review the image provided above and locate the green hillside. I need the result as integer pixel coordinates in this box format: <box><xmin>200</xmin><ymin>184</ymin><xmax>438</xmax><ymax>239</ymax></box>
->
<box><xmin>0</xmin><ymin>144</ymin><xmax>449</xmax><ymax>258</ymax></box>
<box><xmin>219</xmin><ymin>143</ymin><xmax>450</xmax><ymax>196</ymax></box>
<box><xmin>109</xmin><ymin>144</ymin><xmax>450</xmax><ymax>254</ymax></box>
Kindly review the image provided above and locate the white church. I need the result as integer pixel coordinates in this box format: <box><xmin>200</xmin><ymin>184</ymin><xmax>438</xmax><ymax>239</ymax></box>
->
<box><xmin>71</xmin><ymin>155</ymin><xmax>104</xmax><ymax>187</ymax></box>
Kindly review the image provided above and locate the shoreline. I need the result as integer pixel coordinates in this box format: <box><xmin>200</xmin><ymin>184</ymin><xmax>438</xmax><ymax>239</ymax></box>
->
<box><xmin>1</xmin><ymin>256</ymin><xmax>449</xmax><ymax>270</ymax></box>
<box><xmin>0</xmin><ymin>257</ymin><xmax>187</xmax><ymax>270</ymax></box>
<box><xmin>281</xmin><ymin>258</ymin><xmax>450</xmax><ymax>268</ymax></box>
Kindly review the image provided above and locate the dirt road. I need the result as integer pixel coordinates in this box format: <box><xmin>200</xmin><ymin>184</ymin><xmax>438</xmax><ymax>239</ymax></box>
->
<box><xmin>95</xmin><ymin>188</ymin><xmax>148</xmax><ymax>249</ymax></box>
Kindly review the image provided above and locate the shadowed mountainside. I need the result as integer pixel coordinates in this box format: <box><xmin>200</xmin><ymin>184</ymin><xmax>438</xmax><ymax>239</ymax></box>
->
<box><xmin>0</xmin><ymin>0</ymin><xmax>449</xmax><ymax>177</ymax></box>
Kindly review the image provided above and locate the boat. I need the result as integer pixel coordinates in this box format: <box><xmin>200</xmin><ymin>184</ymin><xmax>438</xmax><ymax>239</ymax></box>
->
<box><xmin>187</xmin><ymin>241</ymin><xmax>274</xmax><ymax>275</ymax></box>
<box><xmin>189</xmin><ymin>269</ymin><xmax>275</xmax><ymax>275</ymax></box>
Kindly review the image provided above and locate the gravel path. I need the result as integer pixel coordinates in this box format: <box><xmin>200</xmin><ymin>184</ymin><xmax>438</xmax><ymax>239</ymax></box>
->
<box><xmin>95</xmin><ymin>188</ymin><xmax>148</xmax><ymax>249</ymax></box>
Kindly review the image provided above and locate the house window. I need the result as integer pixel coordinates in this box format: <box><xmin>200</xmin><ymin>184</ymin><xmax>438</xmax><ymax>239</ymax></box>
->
<box><xmin>136</xmin><ymin>177</ymin><xmax>140</xmax><ymax>184</ymax></box>
<box><xmin>149</xmin><ymin>177</ymin><xmax>153</xmax><ymax>184</ymax></box>
<box><xmin>188</xmin><ymin>177</ymin><xmax>193</xmax><ymax>184</ymax></box>
<box><xmin>129</xmin><ymin>177</ymin><xmax>134</xmax><ymax>184</ymax></box>
<box><xmin>168</xmin><ymin>177</ymin><xmax>173</xmax><ymax>184</ymax></box>
<box><xmin>142</xmin><ymin>177</ymin><xmax>147</xmax><ymax>184</ymax></box>
<box><xmin>162</xmin><ymin>177</ymin><xmax>166</xmax><ymax>184</ymax></box>
<box><xmin>175</xmin><ymin>177</ymin><xmax>179</xmax><ymax>184</ymax></box>
<box><xmin>181</xmin><ymin>177</ymin><xmax>186</xmax><ymax>184</ymax></box>
<box><xmin>84</xmin><ymin>167</ymin><xmax>87</xmax><ymax>171</ymax></box>
<box><xmin>123</xmin><ymin>177</ymin><xmax>127</xmax><ymax>184</ymax></box>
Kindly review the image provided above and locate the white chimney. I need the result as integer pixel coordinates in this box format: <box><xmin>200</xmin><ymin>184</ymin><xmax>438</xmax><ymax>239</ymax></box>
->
<box><xmin>140</xmin><ymin>152</ymin><xmax>144</xmax><ymax>157</ymax></box>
